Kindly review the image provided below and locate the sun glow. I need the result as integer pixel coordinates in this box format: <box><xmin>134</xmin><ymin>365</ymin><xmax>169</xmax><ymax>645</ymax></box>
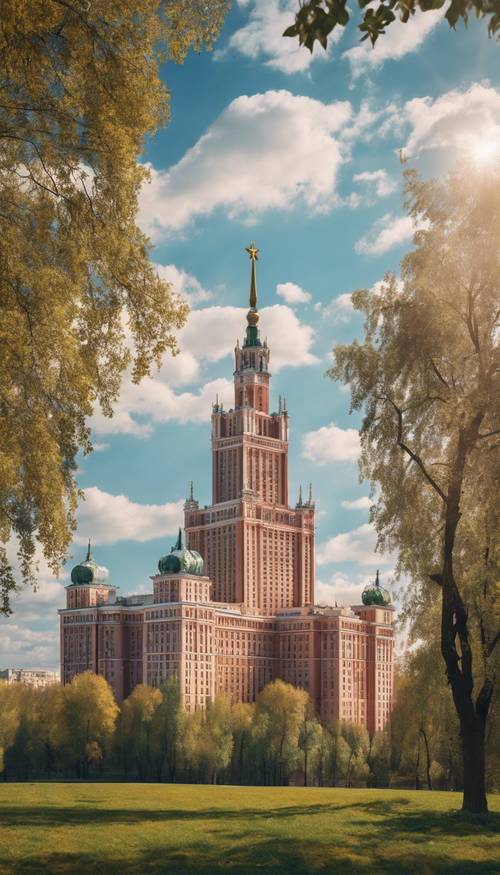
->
<box><xmin>471</xmin><ymin>137</ymin><xmax>499</xmax><ymax>164</ymax></box>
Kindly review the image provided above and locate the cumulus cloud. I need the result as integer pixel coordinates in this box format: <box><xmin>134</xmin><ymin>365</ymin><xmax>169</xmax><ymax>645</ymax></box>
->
<box><xmin>276</xmin><ymin>282</ymin><xmax>311</xmax><ymax>305</ymax></box>
<box><xmin>0</xmin><ymin>542</ymin><xmax>68</xmax><ymax>670</ymax></box>
<box><xmin>316</xmin><ymin>569</ymin><xmax>392</xmax><ymax>606</ymax></box>
<box><xmin>90</xmin><ymin>303</ymin><xmax>317</xmax><ymax>436</ymax></box>
<box><xmin>218</xmin><ymin>0</ymin><xmax>340</xmax><ymax>75</ymax></box>
<box><xmin>403</xmin><ymin>83</ymin><xmax>500</xmax><ymax>157</ymax></box>
<box><xmin>355</xmin><ymin>213</ymin><xmax>415</xmax><ymax>256</ymax></box>
<box><xmin>90</xmin><ymin>376</ymin><xmax>234</xmax><ymax>436</ymax></box>
<box><xmin>341</xmin><ymin>496</ymin><xmax>372</xmax><ymax>510</ymax></box>
<box><xmin>75</xmin><ymin>487</ymin><xmax>184</xmax><ymax>546</ymax></box>
<box><xmin>0</xmin><ymin>623</ymin><xmax>59</xmax><ymax>669</ymax></box>
<box><xmin>302</xmin><ymin>423</ymin><xmax>360</xmax><ymax>465</ymax></box>
<box><xmin>343</xmin><ymin>10</ymin><xmax>443</xmax><ymax>80</ymax></box>
<box><xmin>138</xmin><ymin>90</ymin><xmax>351</xmax><ymax>237</ymax></box>
<box><xmin>353</xmin><ymin>169</ymin><xmax>397</xmax><ymax>198</ymax></box>
<box><xmin>154</xmin><ymin>263</ymin><xmax>213</xmax><ymax>306</ymax></box>
<box><xmin>321</xmin><ymin>292</ymin><xmax>355</xmax><ymax>322</ymax></box>
<box><xmin>317</xmin><ymin>523</ymin><xmax>393</xmax><ymax>566</ymax></box>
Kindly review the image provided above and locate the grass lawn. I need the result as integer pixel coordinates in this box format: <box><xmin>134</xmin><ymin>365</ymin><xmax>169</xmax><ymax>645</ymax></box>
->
<box><xmin>0</xmin><ymin>784</ymin><xmax>498</xmax><ymax>875</ymax></box>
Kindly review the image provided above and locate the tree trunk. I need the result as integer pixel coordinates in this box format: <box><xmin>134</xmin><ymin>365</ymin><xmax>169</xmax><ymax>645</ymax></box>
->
<box><xmin>460</xmin><ymin>714</ymin><xmax>488</xmax><ymax>813</ymax></box>
<box><xmin>304</xmin><ymin>748</ymin><xmax>308</xmax><ymax>787</ymax></box>
<box><xmin>438</xmin><ymin>416</ymin><xmax>492</xmax><ymax>814</ymax></box>
<box><xmin>419</xmin><ymin>728</ymin><xmax>432</xmax><ymax>790</ymax></box>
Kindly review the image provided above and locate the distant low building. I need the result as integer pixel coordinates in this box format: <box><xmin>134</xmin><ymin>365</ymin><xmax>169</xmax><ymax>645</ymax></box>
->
<box><xmin>0</xmin><ymin>668</ymin><xmax>59</xmax><ymax>687</ymax></box>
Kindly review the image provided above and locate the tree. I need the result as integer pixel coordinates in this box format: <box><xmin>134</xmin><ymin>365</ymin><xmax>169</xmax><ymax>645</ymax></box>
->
<box><xmin>119</xmin><ymin>683</ymin><xmax>162</xmax><ymax>780</ymax></box>
<box><xmin>324</xmin><ymin>720</ymin><xmax>351</xmax><ymax>787</ymax></box>
<box><xmin>0</xmin><ymin>0</ymin><xmax>229</xmax><ymax>614</ymax></box>
<box><xmin>151</xmin><ymin>676</ymin><xmax>184</xmax><ymax>781</ymax></box>
<box><xmin>182</xmin><ymin>709</ymin><xmax>204</xmax><ymax>781</ymax></box>
<box><xmin>229</xmin><ymin>701</ymin><xmax>254</xmax><ymax>784</ymax></box>
<box><xmin>199</xmin><ymin>694</ymin><xmax>234</xmax><ymax>784</ymax></box>
<box><xmin>341</xmin><ymin>721</ymin><xmax>370</xmax><ymax>787</ymax></box>
<box><xmin>368</xmin><ymin>731</ymin><xmax>391</xmax><ymax>788</ymax></box>
<box><xmin>330</xmin><ymin>161</ymin><xmax>500</xmax><ymax>813</ymax></box>
<box><xmin>284</xmin><ymin>0</ymin><xmax>500</xmax><ymax>57</ymax></box>
<box><xmin>58</xmin><ymin>671</ymin><xmax>118</xmax><ymax>776</ymax></box>
<box><xmin>253</xmin><ymin>680</ymin><xmax>309</xmax><ymax>785</ymax></box>
<box><xmin>298</xmin><ymin>703</ymin><xmax>323</xmax><ymax>786</ymax></box>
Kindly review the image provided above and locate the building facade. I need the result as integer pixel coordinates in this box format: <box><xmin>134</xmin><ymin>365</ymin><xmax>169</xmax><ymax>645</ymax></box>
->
<box><xmin>59</xmin><ymin>245</ymin><xmax>394</xmax><ymax>733</ymax></box>
<box><xmin>0</xmin><ymin>668</ymin><xmax>59</xmax><ymax>688</ymax></box>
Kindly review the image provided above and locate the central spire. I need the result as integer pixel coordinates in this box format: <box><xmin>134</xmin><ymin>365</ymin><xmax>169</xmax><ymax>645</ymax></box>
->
<box><xmin>245</xmin><ymin>241</ymin><xmax>259</xmax><ymax>309</ymax></box>
<box><xmin>244</xmin><ymin>242</ymin><xmax>261</xmax><ymax>348</ymax></box>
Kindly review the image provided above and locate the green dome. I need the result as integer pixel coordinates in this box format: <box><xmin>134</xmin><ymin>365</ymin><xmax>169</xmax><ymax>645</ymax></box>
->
<box><xmin>158</xmin><ymin>529</ymin><xmax>204</xmax><ymax>576</ymax></box>
<box><xmin>70</xmin><ymin>542</ymin><xmax>109</xmax><ymax>586</ymax></box>
<box><xmin>362</xmin><ymin>570</ymin><xmax>391</xmax><ymax>606</ymax></box>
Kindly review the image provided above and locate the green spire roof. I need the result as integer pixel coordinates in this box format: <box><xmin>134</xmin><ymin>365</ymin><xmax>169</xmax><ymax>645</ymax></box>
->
<box><xmin>70</xmin><ymin>541</ymin><xmax>110</xmax><ymax>586</ymax></box>
<box><xmin>158</xmin><ymin>529</ymin><xmax>205</xmax><ymax>576</ymax></box>
<box><xmin>362</xmin><ymin>570</ymin><xmax>391</xmax><ymax>606</ymax></box>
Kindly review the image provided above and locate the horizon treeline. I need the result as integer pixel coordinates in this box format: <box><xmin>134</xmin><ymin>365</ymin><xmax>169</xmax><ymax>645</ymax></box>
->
<box><xmin>1</xmin><ymin>671</ymin><xmax>498</xmax><ymax>790</ymax></box>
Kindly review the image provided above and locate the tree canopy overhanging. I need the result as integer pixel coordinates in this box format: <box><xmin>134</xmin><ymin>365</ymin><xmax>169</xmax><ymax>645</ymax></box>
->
<box><xmin>329</xmin><ymin>161</ymin><xmax>500</xmax><ymax>814</ymax></box>
<box><xmin>0</xmin><ymin>0</ymin><xmax>229</xmax><ymax>614</ymax></box>
<box><xmin>284</xmin><ymin>0</ymin><xmax>500</xmax><ymax>53</ymax></box>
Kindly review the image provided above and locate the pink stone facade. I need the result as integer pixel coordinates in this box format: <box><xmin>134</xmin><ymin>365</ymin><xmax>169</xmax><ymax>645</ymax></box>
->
<box><xmin>59</xmin><ymin>260</ymin><xmax>394</xmax><ymax>733</ymax></box>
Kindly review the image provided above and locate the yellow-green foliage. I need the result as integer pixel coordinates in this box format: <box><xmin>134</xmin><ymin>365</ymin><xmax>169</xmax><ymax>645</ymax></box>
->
<box><xmin>0</xmin><ymin>783</ymin><xmax>499</xmax><ymax>874</ymax></box>
<box><xmin>0</xmin><ymin>0</ymin><xmax>229</xmax><ymax>613</ymax></box>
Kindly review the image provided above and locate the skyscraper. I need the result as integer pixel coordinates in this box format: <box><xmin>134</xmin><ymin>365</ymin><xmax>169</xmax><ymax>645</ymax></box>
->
<box><xmin>60</xmin><ymin>246</ymin><xmax>394</xmax><ymax>732</ymax></box>
<box><xmin>185</xmin><ymin>242</ymin><xmax>314</xmax><ymax>613</ymax></box>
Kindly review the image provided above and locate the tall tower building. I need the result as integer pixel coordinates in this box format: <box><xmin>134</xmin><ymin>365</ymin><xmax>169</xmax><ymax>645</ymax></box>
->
<box><xmin>184</xmin><ymin>243</ymin><xmax>315</xmax><ymax>613</ymax></box>
<box><xmin>59</xmin><ymin>244</ymin><xmax>394</xmax><ymax>728</ymax></box>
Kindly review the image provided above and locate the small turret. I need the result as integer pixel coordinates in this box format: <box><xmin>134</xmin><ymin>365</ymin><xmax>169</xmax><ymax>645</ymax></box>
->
<box><xmin>362</xmin><ymin>570</ymin><xmax>391</xmax><ymax>606</ymax></box>
<box><xmin>158</xmin><ymin>528</ymin><xmax>204</xmax><ymax>576</ymax></box>
<box><xmin>66</xmin><ymin>541</ymin><xmax>115</xmax><ymax>609</ymax></box>
<box><xmin>296</xmin><ymin>484</ymin><xmax>303</xmax><ymax>508</ymax></box>
<box><xmin>184</xmin><ymin>481</ymin><xmax>199</xmax><ymax>510</ymax></box>
<box><xmin>70</xmin><ymin>541</ymin><xmax>109</xmax><ymax>586</ymax></box>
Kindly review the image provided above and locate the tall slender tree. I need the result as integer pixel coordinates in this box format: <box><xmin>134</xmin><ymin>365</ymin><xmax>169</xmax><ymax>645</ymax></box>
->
<box><xmin>0</xmin><ymin>0</ymin><xmax>229</xmax><ymax>613</ymax></box>
<box><xmin>330</xmin><ymin>161</ymin><xmax>500</xmax><ymax>813</ymax></box>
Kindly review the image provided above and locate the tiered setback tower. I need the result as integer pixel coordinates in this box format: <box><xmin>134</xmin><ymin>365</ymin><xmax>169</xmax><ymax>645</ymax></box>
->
<box><xmin>59</xmin><ymin>245</ymin><xmax>394</xmax><ymax>732</ymax></box>
<box><xmin>185</xmin><ymin>243</ymin><xmax>314</xmax><ymax>613</ymax></box>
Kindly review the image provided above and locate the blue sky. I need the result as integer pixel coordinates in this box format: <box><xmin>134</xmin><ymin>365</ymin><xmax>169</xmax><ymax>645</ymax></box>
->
<box><xmin>3</xmin><ymin>2</ymin><xmax>500</xmax><ymax>669</ymax></box>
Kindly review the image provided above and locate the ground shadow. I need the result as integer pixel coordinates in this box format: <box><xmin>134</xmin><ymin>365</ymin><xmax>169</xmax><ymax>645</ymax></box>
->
<box><xmin>1</xmin><ymin>796</ymin><xmax>498</xmax><ymax>874</ymax></box>
<box><xmin>1</xmin><ymin>797</ymin><xmax>498</xmax><ymax>836</ymax></box>
<box><xmin>1</xmin><ymin>835</ymin><xmax>499</xmax><ymax>875</ymax></box>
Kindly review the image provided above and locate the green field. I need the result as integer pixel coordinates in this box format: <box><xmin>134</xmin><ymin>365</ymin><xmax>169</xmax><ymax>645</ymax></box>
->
<box><xmin>0</xmin><ymin>784</ymin><xmax>498</xmax><ymax>874</ymax></box>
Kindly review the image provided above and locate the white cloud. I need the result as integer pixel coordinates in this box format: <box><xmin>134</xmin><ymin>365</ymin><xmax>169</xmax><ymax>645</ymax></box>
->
<box><xmin>322</xmin><ymin>292</ymin><xmax>355</xmax><ymax>323</ymax></box>
<box><xmin>90</xmin><ymin>303</ymin><xmax>318</xmax><ymax>436</ymax></box>
<box><xmin>355</xmin><ymin>213</ymin><xmax>415</xmax><ymax>256</ymax></box>
<box><xmin>138</xmin><ymin>90</ymin><xmax>351</xmax><ymax>237</ymax></box>
<box><xmin>403</xmin><ymin>83</ymin><xmax>500</xmax><ymax>158</ymax></box>
<box><xmin>75</xmin><ymin>487</ymin><xmax>184</xmax><ymax>546</ymax></box>
<box><xmin>316</xmin><ymin>571</ymin><xmax>367</xmax><ymax>606</ymax></box>
<box><xmin>317</xmin><ymin>523</ymin><xmax>393</xmax><ymax>566</ymax></box>
<box><xmin>276</xmin><ymin>282</ymin><xmax>311</xmax><ymax>305</ymax></box>
<box><xmin>353</xmin><ymin>169</ymin><xmax>397</xmax><ymax>198</ymax></box>
<box><xmin>302</xmin><ymin>423</ymin><xmax>360</xmax><ymax>465</ymax></box>
<box><xmin>341</xmin><ymin>496</ymin><xmax>372</xmax><ymax>510</ymax></box>
<box><xmin>344</xmin><ymin>10</ymin><xmax>443</xmax><ymax>80</ymax></box>
<box><xmin>180</xmin><ymin>304</ymin><xmax>318</xmax><ymax>372</ymax></box>
<box><xmin>218</xmin><ymin>0</ymin><xmax>340</xmax><ymax>75</ymax></box>
<box><xmin>154</xmin><ymin>263</ymin><xmax>212</xmax><ymax>306</ymax></box>
<box><xmin>316</xmin><ymin>569</ymin><xmax>391</xmax><ymax>606</ymax></box>
<box><xmin>90</xmin><ymin>376</ymin><xmax>234</xmax><ymax>436</ymax></box>
<box><xmin>0</xmin><ymin>623</ymin><xmax>59</xmax><ymax>669</ymax></box>
<box><xmin>0</xmin><ymin>542</ymin><xmax>67</xmax><ymax>670</ymax></box>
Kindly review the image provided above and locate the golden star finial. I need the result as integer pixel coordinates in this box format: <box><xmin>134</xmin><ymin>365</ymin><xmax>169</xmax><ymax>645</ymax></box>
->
<box><xmin>245</xmin><ymin>242</ymin><xmax>259</xmax><ymax>262</ymax></box>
